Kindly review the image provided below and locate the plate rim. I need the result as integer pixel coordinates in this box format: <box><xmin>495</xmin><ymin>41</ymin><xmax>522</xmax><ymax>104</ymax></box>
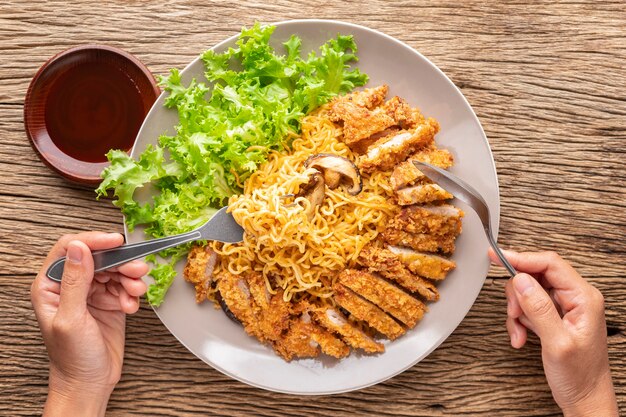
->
<box><xmin>125</xmin><ymin>18</ymin><xmax>500</xmax><ymax>395</ymax></box>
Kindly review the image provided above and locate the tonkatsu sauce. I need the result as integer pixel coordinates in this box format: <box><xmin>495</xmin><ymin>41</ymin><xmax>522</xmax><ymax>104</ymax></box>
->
<box><xmin>44</xmin><ymin>61</ymin><xmax>145</xmax><ymax>162</ymax></box>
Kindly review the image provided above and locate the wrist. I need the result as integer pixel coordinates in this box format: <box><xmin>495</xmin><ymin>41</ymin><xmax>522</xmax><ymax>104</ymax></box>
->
<box><xmin>44</xmin><ymin>369</ymin><xmax>114</xmax><ymax>417</ymax></box>
<box><xmin>561</xmin><ymin>371</ymin><xmax>618</xmax><ymax>417</ymax></box>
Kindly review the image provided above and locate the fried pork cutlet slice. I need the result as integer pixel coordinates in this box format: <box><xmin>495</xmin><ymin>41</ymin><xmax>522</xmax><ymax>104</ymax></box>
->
<box><xmin>387</xmin><ymin>245</ymin><xmax>456</xmax><ymax>280</ymax></box>
<box><xmin>245</xmin><ymin>273</ymin><xmax>291</xmax><ymax>342</ymax></box>
<box><xmin>312</xmin><ymin>308</ymin><xmax>384</xmax><ymax>353</ymax></box>
<box><xmin>358</xmin><ymin>118</ymin><xmax>439</xmax><ymax>173</ymax></box>
<box><xmin>390</xmin><ymin>160</ymin><xmax>428</xmax><ymax>191</ymax></box>
<box><xmin>183</xmin><ymin>245</ymin><xmax>217</xmax><ymax>303</ymax></box>
<box><xmin>303</xmin><ymin>310</ymin><xmax>351</xmax><ymax>359</ymax></box>
<box><xmin>350</xmin><ymin>127</ymin><xmax>400</xmax><ymax>155</ymax></box>
<box><xmin>215</xmin><ymin>271</ymin><xmax>262</xmax><ymax>339</ymax></box>
<box><xmin>383</xmin><ymin>229</ymin><xmax>458</xmax><ymax>254</ymax></box>
<box><xmin>382</xmin><ymin>96</ymin><xmax>419</xmax><ymax>129</ymax></box>
<box><xmin>340</xmin><ymin>85</ymin><xmax>389</xmax><ymax>109</ymax></box>
<box><xmin>273</xmin><ymin>318</ymin><xmax>320</xmax><ymax>361</ymax></box>
<box><xmin>358</xmin><ymin>245</ymin><xmax>439</xmax><ymax>301</ymax></box>
<box><xmin>383</xmin><ymin>205</ymin><xmax>463</xmax><ymax>254</ymax></box>
<box><xmin>338</xmin><ymin>269</ymin><xmax>426</xmax><ymax>328</ymax></box>
<box><xmin>329</xmin><ymin>101</ymin><xmax>396</xmax><ymax>148</ymax></box>
<box><xmin>396</xmin><ymin>184</ymin><xmax>453</xmax><ymax>205</ymax></box>
<box><xmin>261</xmin><ymin>292</ymin><xmax>292</xmax><ymax>341</ymax></box>
<box><xmin>273</xmin><ymin>303</ymin><xmax>350</xmax><ymax>361</ymax></box>
<box><xmin>299</xmin><ymin>302</ymin><xmax>352</xmax><ymax>358</ymax></box>
<box><xmin>391</xmin><ymin>204</ymin><xmax>464</xmax><ymax>236</ymax></box>
<box><xmin>333</xmin><ymin>283</ymin><xmax>405</xmax><ymax>340</ymax></box>
<box><xmin>245</xmin><ymin>271</ymin><xmax>271</xmax><ymax>310</ymax></box>
<box><xmin>390</xmin><ymin>147</ymin><xmax>453</xmax><ymax>190</ymax></box>
<box><xmin>410</xmin><ymin>145</ymin><xmax>454</xmax><ymax>169</ymax></box>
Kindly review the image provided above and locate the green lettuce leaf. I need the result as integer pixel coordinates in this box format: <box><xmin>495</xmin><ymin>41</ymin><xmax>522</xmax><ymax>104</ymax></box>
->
<box><xmin>97</xmin><ymin>22</ymin><xmax>368</xmax><ymax>306</ymax></box>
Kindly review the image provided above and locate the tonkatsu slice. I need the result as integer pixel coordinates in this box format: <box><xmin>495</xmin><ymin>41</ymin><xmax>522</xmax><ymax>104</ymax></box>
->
<box><xmin>396</xmin><ymin>183</ymin><xmax>452</xmax><ymax>205</ymax></box>
<box><xmin>382</xmin><ymin>228</ymin><xmax>458</xmax><ymax>255</ymax></box>
<box><xmin>338</xmin><ymin>269</ymin><xmax>426</xmax><ymax>328</ymax></box>
<box><xmin>390</xmin><ymin>147</ymin><xmax>453</xmax><ymax>191</ymax></box>
<box><xmin>358</xmin><ymin>118</ymin><xmax>439</xmax><ymax>173</ymax></box>
<box><xmin>215</xmin><ymin>271</ymin><xmax>262</xmax><ymax>339</ymax></box>
<box><xmin>273</xmin><ymin>308</ymin><xmax>350</xmax><ymax>361</ymax></box>
<box><xmin>388</xmin><ymin>204</ymin><xmax>464</xmax><ymax>236</ymax></box>
<box><xmin>312</xmin><ymin>307</ymin><xmax>384</xmax><ymax>353</ymax></box>
<box><xmin>183</xmin><ymin>245</ymin><xmax>217</xmax><ymax>303</ymax></box>
<box><xmin>388</xmin><ymin>245</ymin><xmax>456</xmax><ymax>280</ymax></box>
<box><xmin>333</xmin><ymin>283</ymin><xmax>405</xmax><ymax>340</ymax></box>
<box><xmin>358</xmin><ymin>245</ymin><xmax>439</xmax><ymax>301</ymax></box>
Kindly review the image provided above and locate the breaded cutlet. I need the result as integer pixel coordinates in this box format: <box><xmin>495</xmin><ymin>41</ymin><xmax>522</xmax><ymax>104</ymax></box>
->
<box><xmin>338</xmin><ymin>269</ymin><xmax>426</xmax><ymax>328</ymax></box>
<box><xmin>390</xmin><ymin>146</ymin><xmax>453</xmax><ymax>191</ymax></box>
<box><xmin>382</xmin><ymin>228</ymin><xmax>458</xmax><ymax>255</ymax></box>
<box><xmin>358</xmin><ymin>118</ymin><xmax>439</xmax><ymax>173</ymax></box>
<box><xmin>312</xmin><ymin>308</ymin><xmax>384</xmax><ymax>353</ymax></box>
<box><xmin>333</xmin><ymin>283</ymin><xmax>405</xmax><ymax>340</ymax></box>
<box><xmin>358</xmin><ymin>245</ymin><xmax>439</xmax><ymax>301</ymax></box>
<box><xmin>272</xmin><ymin>302</ymin><xmax>350</xmax><ymax>361</ymax></box>
<box><xmin>381</xmin><ymin>96</ymin><xmax>420</xmax><ymax>129</ymax></box>
<box><xmin>390</xmin><ymin>160</ymin><xmax>428</xmax><ymax>191</ymax></box>
<box><xmin>329</xmin><ymin>101</ymin><xmax>396</xmax><ymax>147</ymax></box>
<box><xmin>409</xmin><ymin>145</ymin><xmax>454</xmax><ymax>169</ymax></box>
<box><xmin>337</xmin><ymin>85</ymin><xmax>389</xmax><ymax>109</ymax></box>
<box><xmin>388</xmin><ymin>245</ymin><xmax>456</xmax><ymax>280</ymax></box>
<box><xmin>272</xmin><ymin>318</ymin><xmax>320</xmax><ymax>361</ymax></box>
<box><xmin>215</xmin><ymin>271</ymin><xmax>262</xmax><ymax>339</ymax></box>
<box><xmin>183</xmin><ymin>245</ymin><xmax>217</xmax><ymax>303</ymax></box>
<box><xmin>396</xmin><ymin>184</ymin><xmax>452</xmax><ymax>205</ymax></box>
<box><xmin>245</xmin><ymin>273</ymin><xmax>291</xmax><ymax>342</ymax></box>
<box><xmin>389</xmin><ymin>204</ymin><xmax>464</xmax><ymax>236</ymax></box>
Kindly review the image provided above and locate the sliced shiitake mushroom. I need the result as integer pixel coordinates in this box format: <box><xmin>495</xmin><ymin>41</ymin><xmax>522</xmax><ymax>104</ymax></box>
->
<box><xmin>304</xmin><ymin>153</ymin><xmax>363</xmax><ymax>195</ymax></box>
<box><xmin>283</xmin><ymin>154</ymin><xmax>362</xmax><ymax>218</ymax></box>
<box><xmin>295</xmin><ymin>170</ymin><xmax>325</xmax><ymax>220</ymax></box>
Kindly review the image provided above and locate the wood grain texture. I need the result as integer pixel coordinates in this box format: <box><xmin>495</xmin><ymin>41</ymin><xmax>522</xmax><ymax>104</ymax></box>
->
<box><xmin>0</xmin><ymin>0</ymin><xmax>624</xmax><ymax>416</ymax></box>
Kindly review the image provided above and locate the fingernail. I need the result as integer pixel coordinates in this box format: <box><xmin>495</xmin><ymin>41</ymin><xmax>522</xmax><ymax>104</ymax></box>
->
<box><xmin>513</xmin><ymin>273</ymin><xmax>534</xmax><ymax>295</ymax></box>
<box><xmin>506</xmin><ymin>298</ymin><xmax>512</xmax><ymax>316</ymax></box>
<box><xmin>67</xmin><ymin>242</ymin><xmax>83</xmax><ymax>264</ymax></box>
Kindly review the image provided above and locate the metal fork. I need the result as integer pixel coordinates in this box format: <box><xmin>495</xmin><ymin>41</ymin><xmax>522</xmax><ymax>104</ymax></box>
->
<box><xmin>413</xmin><ymin>161</ymin><xmax>516</xmax><ymax>276</ymax></box>
<box><xmin>46</xmin><ymin>206</ymin><xmax>244</xmax><ymax>282</ymax></box>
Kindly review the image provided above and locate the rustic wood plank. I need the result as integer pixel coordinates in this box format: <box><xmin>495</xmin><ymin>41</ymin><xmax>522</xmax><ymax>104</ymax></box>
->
<box><xmin>0</xmin><ymin>0</ymin><xmax>624</xmax><ymax>416</ymax></box>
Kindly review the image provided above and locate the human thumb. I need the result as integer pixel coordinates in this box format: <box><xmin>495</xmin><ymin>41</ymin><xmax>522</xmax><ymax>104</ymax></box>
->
<box><xmin>57</xmin><ymin>240</ymin><xmax>95</xmax><ymax>318</ymax></box>
<box><xmin>512</xmin><ymin>273</ymin><xmax>563</xmax><ymax>342</ymax></box>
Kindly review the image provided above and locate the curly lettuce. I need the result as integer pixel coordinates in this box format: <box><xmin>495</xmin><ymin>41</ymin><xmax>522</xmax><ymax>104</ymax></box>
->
<box><xmin>96</xmin><ymin>22</ymin><xmax>368</xmax><ymax>306</ymax></box>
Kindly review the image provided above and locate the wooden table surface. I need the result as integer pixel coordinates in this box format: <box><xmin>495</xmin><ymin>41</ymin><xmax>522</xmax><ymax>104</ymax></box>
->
<box><xmin>1</xmin><ymin>1</ymin><xmax>624</xmax><ymax>416</ymax></box>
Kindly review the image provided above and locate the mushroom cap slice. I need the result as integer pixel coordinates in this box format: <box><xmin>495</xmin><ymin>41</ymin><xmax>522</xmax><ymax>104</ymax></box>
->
<box><xmin>296</xmin><ymin>170</ymin><xmax>325</xmax><ymax>220</ymax></box>
<box><xmin>304</xmin><ymin>153</ymin><xmax>363</xmax><ymax>195</ymax></box>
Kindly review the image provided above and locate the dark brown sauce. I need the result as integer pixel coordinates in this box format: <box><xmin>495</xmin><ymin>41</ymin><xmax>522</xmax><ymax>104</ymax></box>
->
<box><xmin>44</xmin><ymin>61</ymin><xmax>145</xmax><ymax>162</ymax></box>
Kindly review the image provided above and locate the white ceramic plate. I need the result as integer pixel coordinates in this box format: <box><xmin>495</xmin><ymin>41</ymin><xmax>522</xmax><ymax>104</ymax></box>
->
<box><xmin>128</xmin><ymin>19</ymin><xmax>500</xmax><ymax>395</ymax></box>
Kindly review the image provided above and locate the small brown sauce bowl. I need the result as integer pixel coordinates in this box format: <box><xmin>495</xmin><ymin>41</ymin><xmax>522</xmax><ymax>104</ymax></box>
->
<box><xmin>24</xmin><ymin>45</ymin><xmax>160</xmax><ymax>185</ymax></box>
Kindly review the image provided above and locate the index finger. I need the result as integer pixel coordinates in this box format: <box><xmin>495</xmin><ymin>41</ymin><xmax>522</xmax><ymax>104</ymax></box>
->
<box><xmin>35</xmin><ymin>233</ymin><xmax>125</xmax><ymax>294</ymax></box>
<box><xmin>40</xmin><ymin>232</ymin><xmax>124</xmax><ymax>271</ymax></box>
<box><xmin>490</xmin><ymin>249</ymin><xmax>586</xmax><ymax>291</ymax></box>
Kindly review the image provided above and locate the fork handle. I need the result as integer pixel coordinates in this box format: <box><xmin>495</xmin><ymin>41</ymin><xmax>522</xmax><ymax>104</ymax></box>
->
<box><xmin>46</xmin><ymin>229</ymin><xmax>202</xmax><ymax>282</ymax></box>
<box><xmin>486</xmin><ymin>232</ymin><xmax>517</xmax><ymax>277</ymax></box>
